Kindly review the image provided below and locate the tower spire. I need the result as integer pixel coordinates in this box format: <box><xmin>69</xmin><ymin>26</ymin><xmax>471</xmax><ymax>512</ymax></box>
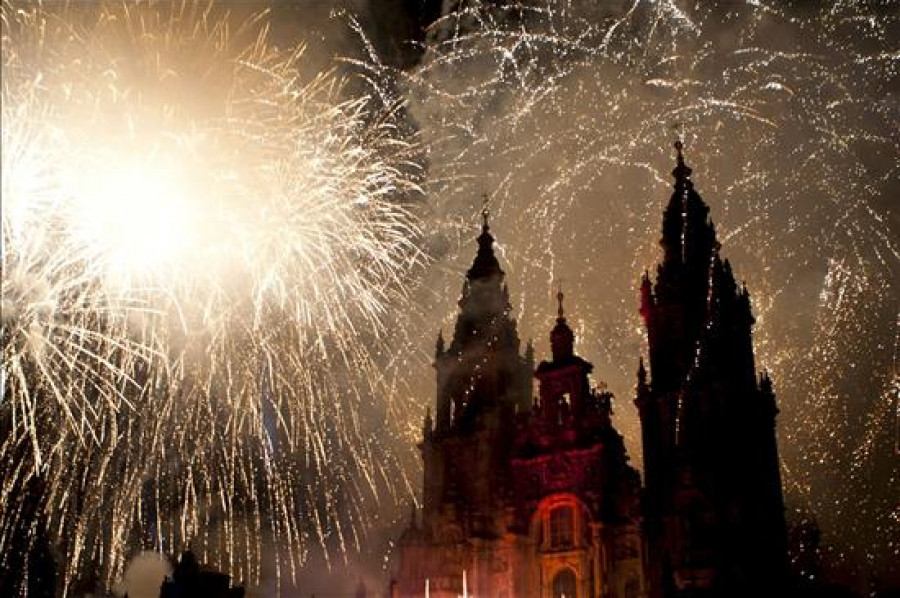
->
<box><xmin>557</xmin><ymin>284</ymin><xmax>566</xmax><ymax>321</ymax></box>
<box><xmin>466</xmin><ymin>194</ymin><xmax>503</xmax><ymax>280</ymax></box>
<box><xmin>550</xmin><ymin>284</ymin><xmax>574</xmax><ymax>360</ymax></box>
<box><xmin>672</xmin><ymin>139</ymin><xmax>693</xmax><ymax>184</ymax></box>
<box><xmin>435</xmin><ymin>329</ymin><xmax>445</xmax><ymax>358</ymax></box>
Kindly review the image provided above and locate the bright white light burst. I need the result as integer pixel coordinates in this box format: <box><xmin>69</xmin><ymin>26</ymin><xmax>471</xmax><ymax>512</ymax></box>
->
<box><xmin>1</xmin><ymin>0</ymin><xmax>423</xmax><ymax>589</ymax></box>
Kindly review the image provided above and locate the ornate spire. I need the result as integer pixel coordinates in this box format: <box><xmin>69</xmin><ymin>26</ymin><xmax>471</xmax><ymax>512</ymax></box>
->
<box><xmin>435</xmin><ymin>329</ymin><xmax>445</xmax><ymax>358</ymax></box>
<box><xmin>736</xmin><ymin>281</ymin><xmax>755</xmax><ymax>327</ymax></box>
<box><xmin>659</xmin><ymin>141</ymin><xmax>687</xmax><ymax>274</ymax></box>
<box><xmin>759</xmin><ymin>370</ymin><xmax>778</xmax><ymax>418</ymax></box>
<box><xmin>672</xmin><ymin>139</ymin><xmax>693</xmax><ymax>184</ymax></box>
<box><xmin>550</xmin><ymin>285</ymin><xmax>574</xmax><ymax>360</ymax></box>
<box><xmin>640</xmin><ymin>270</ymin><xmax>654</xmax><ymax>320</ymax></box>
<box><xmin>557</xmin><ymin>286</ymin><xmax>566</xmax><ymax>321</ymax></box>
<box><xmin>635</xmin><ymin>357</ymin><xmax>651</xmax><ymax>412</ymax></box>
<box><xmin>525</xmin><ymin>338</ymin><xmax>535</xmax><ymax>362</ymax></box>
<box><xmin>760</xmin><ymin>370</ymin><xmax>772</xmax><ymax>392</ymax></box>
<box><xmin>466</xmin><ymin>197</ymin><xmax>503</xmax><ymax>280</ymax></box>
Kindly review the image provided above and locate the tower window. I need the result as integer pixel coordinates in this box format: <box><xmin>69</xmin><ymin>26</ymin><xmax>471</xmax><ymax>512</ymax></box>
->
<box><xmin>552</xmin><ymin>567</ymin><xmax>577</xmax><ymax>598</ymax></box>
<box><xmin>549</xmin><ymin>505</ymin><xmax>575</xmax><ymax>549</ymax></box>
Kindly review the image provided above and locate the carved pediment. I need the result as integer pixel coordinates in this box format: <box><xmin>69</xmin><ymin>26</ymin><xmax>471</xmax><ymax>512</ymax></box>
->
<box><xmin>514</xmin><ymin>447</ymin><xmax>603</xmax><ymax>500</ymax></box>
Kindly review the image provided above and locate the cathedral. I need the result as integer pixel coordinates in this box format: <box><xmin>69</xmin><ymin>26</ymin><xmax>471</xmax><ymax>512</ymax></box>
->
<box><xmin>393</xmin><ymin>142</ymin><xmax>788</xmax><ymax>598</ymax></box>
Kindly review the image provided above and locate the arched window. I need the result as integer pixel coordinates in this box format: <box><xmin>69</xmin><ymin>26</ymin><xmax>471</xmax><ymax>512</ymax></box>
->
<box><xmin>552</xmin><ymin>567</ymin><xmax>577</xmax><ymax>598</ymax></box>
<box><xmin>549</xmin><ymin>505</ymin><xmax>574</xmax><ymax>549</ymax></box>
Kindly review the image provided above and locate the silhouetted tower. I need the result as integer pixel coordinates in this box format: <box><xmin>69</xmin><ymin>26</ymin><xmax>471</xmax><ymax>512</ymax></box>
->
<box><xmin>433</xmin><ymin>207</ymin><xmax>532</xmax><ymax>432</ymax></box>
<box><xmin>422</xmin><ymin>208</ymin><xmax>533</xmax><ymax>536</ymax></box>
<box><xmin>636</xmin><ymin>141</ymin><xmax>788</xmax><ymax>598</ymax></box>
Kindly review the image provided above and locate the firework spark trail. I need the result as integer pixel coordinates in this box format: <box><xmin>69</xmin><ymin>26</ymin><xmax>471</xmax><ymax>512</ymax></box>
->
<box><xmin>1</xmin><ymin>0</ymin><xmax>424</xmax><ymax>589</ymax></box>
<box><xmin>375</xmin><ymin>0</ymin><xmax>899</xmax><ymax>577</ymax></box>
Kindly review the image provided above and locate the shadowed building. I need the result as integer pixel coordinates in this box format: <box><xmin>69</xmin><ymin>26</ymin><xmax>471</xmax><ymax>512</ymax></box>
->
<box><xmin>393</xmin><ymin>142</ymin><xmax>787</xmax><ymax>598</ymax></box>
<box><xmin>636</xmin><ymin>142</ymin><xmax>788</xmax><ymax>597</ymax></box>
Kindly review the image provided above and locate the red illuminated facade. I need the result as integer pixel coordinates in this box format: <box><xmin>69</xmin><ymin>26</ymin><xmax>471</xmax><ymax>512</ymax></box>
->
<box><xmin>393</xmin><ymin>207</ymin><xmax>643</xmax><ymax>597</ymax></box>
<box><xmin>393</xmin><ymin>143</ymin><xmax>787</xmax><ymax>598</ymax></box>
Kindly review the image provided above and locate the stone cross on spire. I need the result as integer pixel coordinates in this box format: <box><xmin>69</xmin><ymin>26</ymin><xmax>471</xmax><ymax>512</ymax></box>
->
<box><xmin>557</xmin><ymin>283</ymin><xmax>566</xmax><ymax>321</ymax></box>
<box><xmin>671</xmin><ymin>124</ymin><xmax>693</xmax><ymax>183</ymax></box>
<box><xmin>672</xmin><ymin>139</ymin><xmax>693</xmax><ymax>182</ymax></box>
<box><xmin>466</xmin><ymin>192</ymin><xmax>503</xmax><ymax>280</ymax></box>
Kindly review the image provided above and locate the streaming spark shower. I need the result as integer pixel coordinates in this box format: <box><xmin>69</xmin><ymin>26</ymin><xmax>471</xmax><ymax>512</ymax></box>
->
<box><xmin>1</xmin><ymin>0</ymin><xmax>423</xmax><ymax>588</ymax></box>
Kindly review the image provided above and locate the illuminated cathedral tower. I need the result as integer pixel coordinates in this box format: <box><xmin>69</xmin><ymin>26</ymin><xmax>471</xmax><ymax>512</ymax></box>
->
<box><xmin>394</xmin><ymin>211</ymin><xmax>643</xmax><ymax>598</ymax></box>
<box><xmin>395</xmin><ymin>209</ymin><xmax>534</xmax><ymax>596</ymax></box>
<box><xmin>635</xmin><ymin>142</ymin><xmax>788</xmax><ymax>598</ymax></box>
<box><xmin>423</xmin><ymin>208</ymin><xmax>534</xmax><ymax>544</ymax></box>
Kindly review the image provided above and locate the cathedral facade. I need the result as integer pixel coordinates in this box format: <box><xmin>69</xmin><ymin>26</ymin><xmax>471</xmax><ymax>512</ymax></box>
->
<box><xmin>393</xmin><ymin>143</ymin><xmax>787</xmax><ymax>598</ymax></box>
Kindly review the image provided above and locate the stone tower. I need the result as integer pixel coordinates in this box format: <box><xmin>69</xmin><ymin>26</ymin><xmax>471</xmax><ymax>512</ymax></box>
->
<box><xmin>394</xmin><ymin>211</ymin><xmax>642</xmax><ymax>598</ymax></box>
<box><xmin>396</xmin><ymin>209</ymin><xmax>534</xmax><ymax>597</ymax></box>
<box><xmin>635</xmin><ymin>142</ymin><xmax>788</xmax><ymax>598</ymax></box>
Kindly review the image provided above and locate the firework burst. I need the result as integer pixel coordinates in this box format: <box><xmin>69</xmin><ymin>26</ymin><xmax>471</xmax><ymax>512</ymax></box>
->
<box><xmin>1</xmin><ymin>0</ymin><xmax>423</xmax><ymax>589</ymax></box>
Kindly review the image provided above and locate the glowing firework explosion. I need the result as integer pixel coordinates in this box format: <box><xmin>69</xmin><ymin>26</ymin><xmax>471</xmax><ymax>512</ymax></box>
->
<box><xmin>1</xmin><ymin>0</ymin><xmax>423</xmax><ymax>589</ymax></box>
<box><xmin>382</xmin><ymin>0</ymin><xmax>898</xmax><ymax>581</ymax></box>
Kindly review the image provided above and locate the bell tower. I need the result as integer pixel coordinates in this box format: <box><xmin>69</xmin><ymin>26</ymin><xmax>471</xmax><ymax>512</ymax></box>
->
<box><xmin>433</xmin><ymin>207</ymin><xmax>532</xmax><ymax>433</ymax></box>
<box><xmin>636</xmin><ymin>141</ymin><xmax>788</xmax><ymax>598</ymax></box>
<box><xmin>399</xmin><ymin>208</ymin><xmax>534</xmax><ymax>597</ymax></box>
<box><xmin>533</xmin><ymin>290</ymin><xmax>595</xmax><ymax>424</ymax></box>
